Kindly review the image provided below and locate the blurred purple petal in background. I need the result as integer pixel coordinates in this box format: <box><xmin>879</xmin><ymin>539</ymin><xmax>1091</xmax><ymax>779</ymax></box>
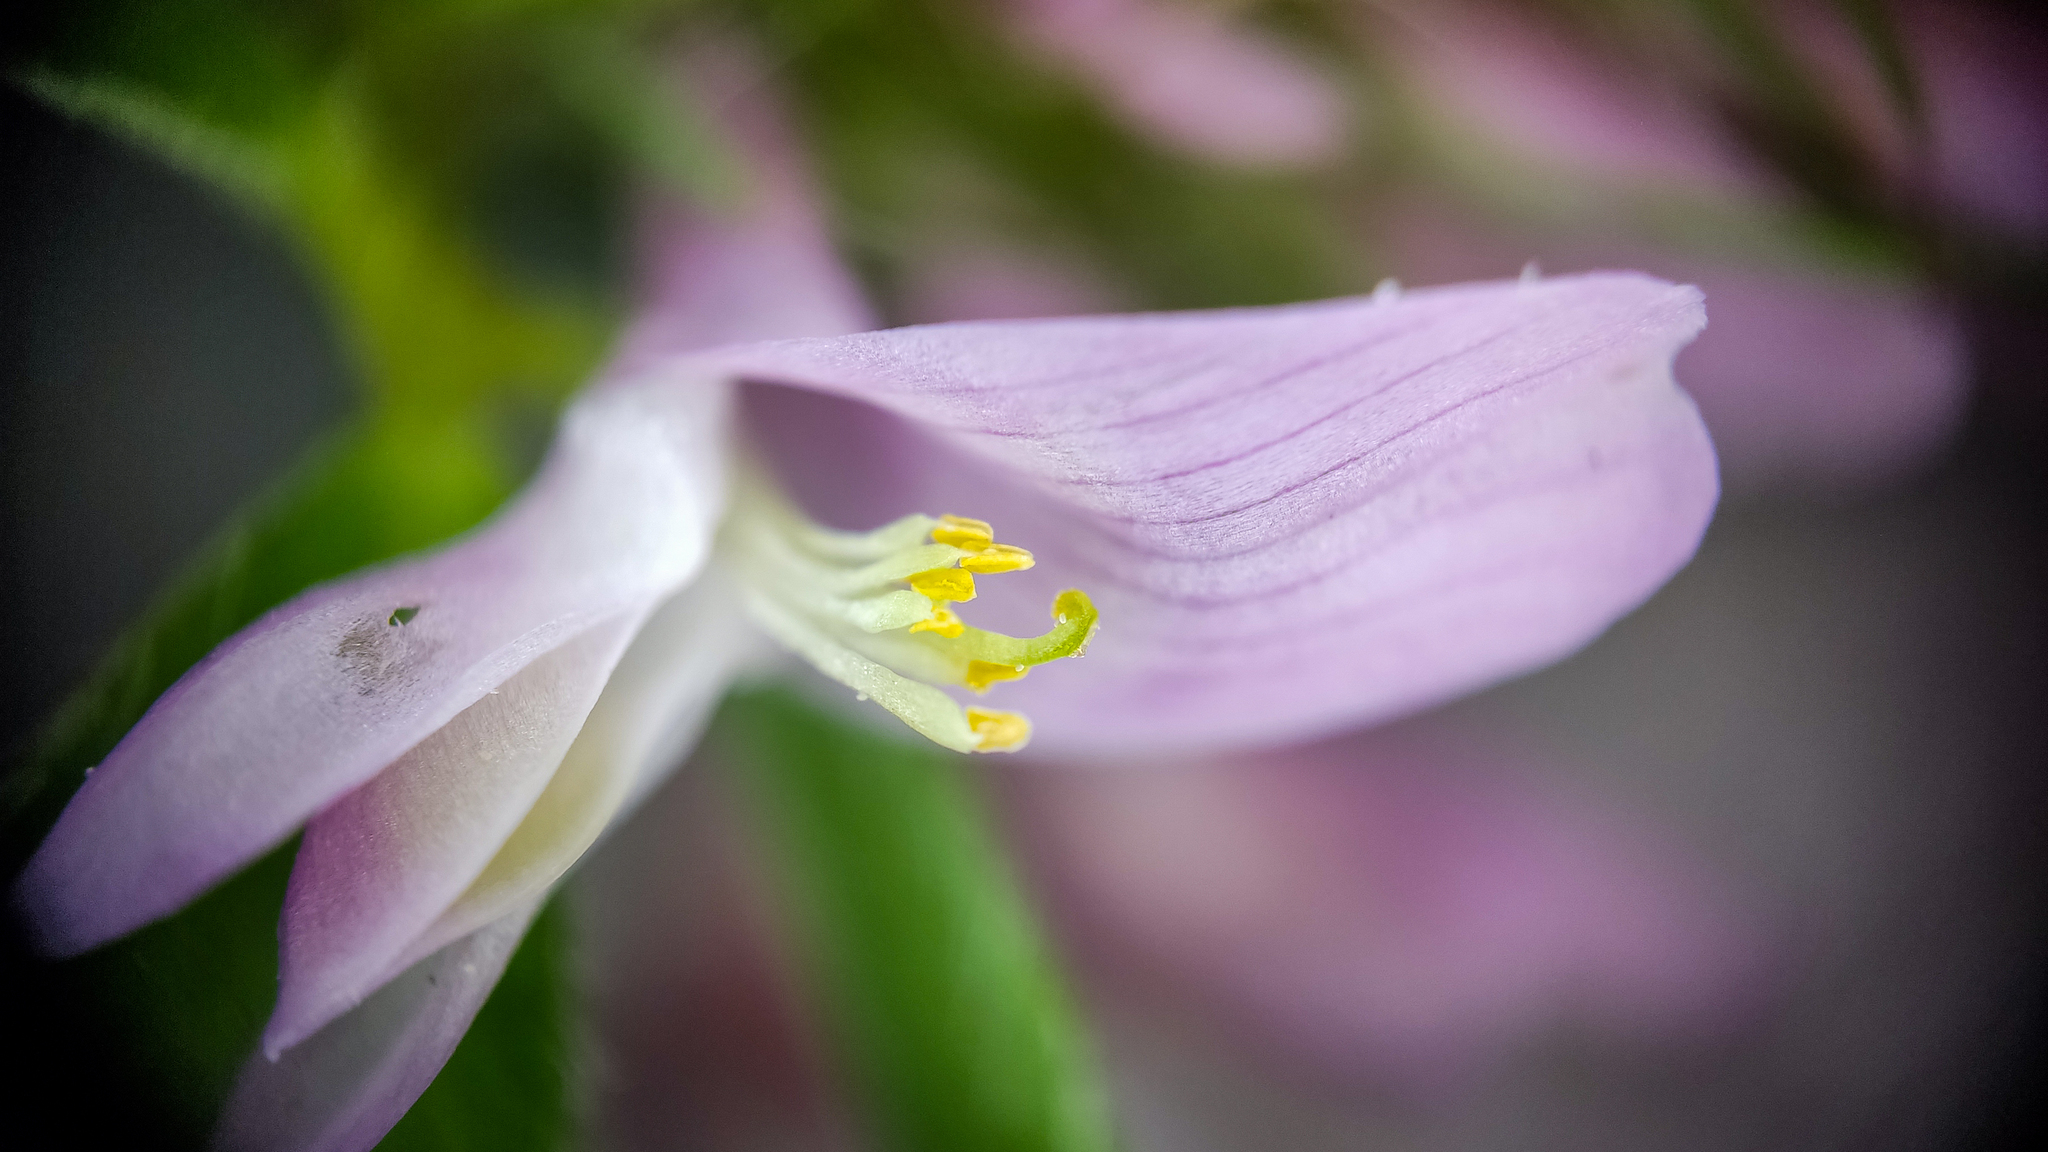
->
<box><xmin>1375</xmin><ymin>0</ymin><xmax>1973</xmax><ymax>492</ymax></box>
<box><xmin>1010</xmin><ymin>720</ymin><xmax>1762</xmax><ymax>1091</ymax></box>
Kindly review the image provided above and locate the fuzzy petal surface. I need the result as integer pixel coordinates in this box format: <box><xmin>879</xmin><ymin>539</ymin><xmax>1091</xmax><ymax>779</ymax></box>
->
<box><xmin>265</xmin><ymin>613</ymin><xmax>642</xmax><ymax>1055</ymax></box>
<box><xmin>16</xmin><ymin>383</ymin><xmax>726</xmax><ymax>956</ymax></box>
<box><xmin>716</xmin><ymin>273</ymin><xmax>1716</xmax><ymax>750</ymax></box>
<box><xmin>215</xmin><ymin>899</ymin><xmax>541</xmax><ymax>1152</ymax></box>
<box><xmin>328</xmin><ymin>54</ymin><xmax>852</xmax><ymax>981</ymax></box>
<box><xmin>382</xmin><ymin>566</ymin><xmax>770</xmax><ymax>983</ymax></box>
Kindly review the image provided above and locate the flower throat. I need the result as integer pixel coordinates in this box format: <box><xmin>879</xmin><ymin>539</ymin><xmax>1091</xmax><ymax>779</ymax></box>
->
<box><xmin>724</xmin><ymin>470</ymin><xmax>1097</xmax><ymax>753</ymax></box>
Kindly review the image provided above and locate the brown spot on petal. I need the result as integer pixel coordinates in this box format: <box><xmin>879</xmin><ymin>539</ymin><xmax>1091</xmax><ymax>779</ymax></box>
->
<box><xmin>335</xmin><ymin>613</ymin><xmax>435</xmax><ymax>697</ymax></box>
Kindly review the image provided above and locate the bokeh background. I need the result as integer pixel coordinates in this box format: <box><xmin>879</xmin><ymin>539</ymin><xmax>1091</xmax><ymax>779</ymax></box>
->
<box><xmin>6</xmin><ymin>2</ymin><xmax>2047</xmax><ymax>1149</ymax></box>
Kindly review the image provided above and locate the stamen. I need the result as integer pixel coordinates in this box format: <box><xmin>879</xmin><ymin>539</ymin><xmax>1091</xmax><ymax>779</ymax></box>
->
<box><xmin>909</xmin><ymin>607</ymin><xmax>965</xmax><ymax>638</ymax></box>
<box><xmin>766</xmin><ymin>505</ymin><xmax>939</xmax><ymax>563</ymax></box>
<box><xmin>931</xmin><ymin>515</ymin><xmax>995</xmax><ymax>550</ymax></box>
<box><xmin>833</xmin><ymin>545</ymin><xmax>973</xmax><ymax>595</ymax></box>
<box><xmin>727</xmin><ymin>519</ymin><xmax>945</xmax><ymax>633</ymax></box>
<box><xmin>842</xmin><ymin>588</ymin><xmax>1097</xmax><ymax>690</ymax></box>
<box><xmin>961</xmin><ymin>544</ymin><xmax>1034</xmax><ymax>574</ymax></box>
<box><xmin>966</xmin><ymin>708</ymin><xmax>1030</xmax><ymax>752</ymax></box>
<box><xmin>907</xmin><ymin>568</ymin><xmax>977</xmax><ymax>602</ymax></box>
<box><xmin>737</xmin><ymin>586</ymin><xmax>985</xmax><ymax>753</ymax></box>
<box><xmin>964</xmin><ymin>660</ymin><xmax>1029</xmax><ymax>693</ymax></box>
<box><xmin>723</xmin><ymin>464</ymin><xmax>1100</xmax><ymax>755</ymax></box>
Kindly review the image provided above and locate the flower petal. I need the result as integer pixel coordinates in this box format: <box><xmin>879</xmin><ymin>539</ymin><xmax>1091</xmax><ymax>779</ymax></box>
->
<box><xmin>714</xmin><ymin>272</ymin><xmax>1715</xmax><ymax>750</ymax></box>
<box><xmin>374</xmin><ymin>566</ymin><xmax>771</xmax><ymax>984</ymax></box>
<box><xmin>1915</xmin><ymin>2</ymin><xmax>2048</xmax><ymax>243</ymax></box>
<box><xmin>1008</xmin><ymin>721</ymin><xmax>1763</xmax><ymax>1088</ymax></box>
<box><xmin>321</xmin><ymin>53</ymin><xmax>842</xmax><ymax>990</ymax></box>
<box><xmin>15</xmin><ymin>383</ymin><xmax>727</xmax><ymax>957</ymax></box>
<box><xmin>214</xmin><ymin>898</ymin><xmax>541</xmax><ymax>1152</ymax></box>
<box><xmin>1378</xmin><ymin>201</ymin><xmax>1969</xmax><ymax>491</ymax></box>
<box><xmin>264</xmin><ymin>611</ymin><xmax>642</xmax><ymax>1056</ymax></box>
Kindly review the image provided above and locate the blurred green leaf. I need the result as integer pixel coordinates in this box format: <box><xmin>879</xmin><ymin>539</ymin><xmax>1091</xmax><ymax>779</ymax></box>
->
<box><xmin>283</xmin><ymin>77</ymin><xmax>611</xmax><ymax>416</ymax></box>
<box><xmin>541</xmin><ymin>23</ymin><xmax>745</xmax><ymax>209</ymax></box>
<box><xmin>1832</xmin><ymin>0</ymin><xmax>1921</xmax><ymax>131</ymax></box>
<box><xmin>738</xmin><ymin>0</ymin><xmax>1354</xmax><ymax>311</ymax></box>
<box><xmin>17</xmin><ymin>2</ymin><xmax>628</xmax><ymax>416</ymax></box>
<box><xmin>720</xmin><ymin>686</ymin><xmax>1118</xmax><ymax>1152</ymax></box>
<box><xmin>17</xmin><ymin>66</ymin><xmax>290</xmax><ymax>206</ymax></box>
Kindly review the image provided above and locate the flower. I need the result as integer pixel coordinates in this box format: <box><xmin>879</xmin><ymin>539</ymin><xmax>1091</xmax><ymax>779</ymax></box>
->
<box><xmin>885</xmin><ymin>246</ymin><xmax>1761</xmax><ymax>1094</ymax></box>
<box><xmin>13</xmin><ymin>57</ymin><xmax>1717</xmax><ymax>1152</ymax></box>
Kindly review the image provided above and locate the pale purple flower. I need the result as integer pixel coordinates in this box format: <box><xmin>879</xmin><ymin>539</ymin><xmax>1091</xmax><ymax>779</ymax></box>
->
<box><xmin>884</xmin><ymin>233</ymin><xmax>1762</xmax><ymax>1089</ymax></box>
<box><xmin>13</xmin><ymin>58</ymin><xmax>1717</xmax><ymax>1152</ymax></box>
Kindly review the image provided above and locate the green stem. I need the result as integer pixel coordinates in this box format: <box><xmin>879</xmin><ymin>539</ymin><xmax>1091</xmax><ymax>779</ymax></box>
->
<box><xmin>720</xmin><ymin>686</ymin><xmax>1118</xmax><ymax>1152</ymax></box>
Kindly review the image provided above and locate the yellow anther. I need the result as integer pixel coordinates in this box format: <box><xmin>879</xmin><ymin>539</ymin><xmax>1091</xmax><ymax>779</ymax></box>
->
<box><xmin>967</xmin><ymin>707</ymin><xmax>1031</xmax><ymax>752</ymax></box>
<box><xmin>909</xmin><ymin>606</ymin><xmax>966</xmax><ymax>638</ymax></box>
<box><xmin>961</xmin><ymin>544</ymin><xmax>1035</xmax><ymax>574</ymax></box>
<box><xmin>907</xmin><ymin>568</ymin><xmax>976</xmax><ymax>602</ymax></box>
<box><xmin>965</xmin><ymin>659</ymin><xmax>1029</xmax><ymax>693</ymax></box>
<box><xmin>931</xmin><ymin>515</ymin><xmax>995</xmax><ymax>551</ymax></box>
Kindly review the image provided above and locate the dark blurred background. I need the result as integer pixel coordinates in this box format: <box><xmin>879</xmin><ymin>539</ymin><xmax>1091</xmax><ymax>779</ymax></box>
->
<box><xmin>0</xmin><ymin>87</ymin><xmax>350</xmax><ymax>751</ymax></box>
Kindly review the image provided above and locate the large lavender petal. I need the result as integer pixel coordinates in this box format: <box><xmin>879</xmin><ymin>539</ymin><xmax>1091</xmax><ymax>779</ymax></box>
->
<box><xmin>214</xmin><ymin>899</ymin><xmax>541</xmax><ymax>1152</ymax></box>
<box><xmin>15</xmin><ymin>382</ymin><xmax>727</xmax><ymax>957</ymax></box>
<box><xmin>715</xmin><ymin>272</ymin><xmax>1715</xmax><ymax>751</ymax></box>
